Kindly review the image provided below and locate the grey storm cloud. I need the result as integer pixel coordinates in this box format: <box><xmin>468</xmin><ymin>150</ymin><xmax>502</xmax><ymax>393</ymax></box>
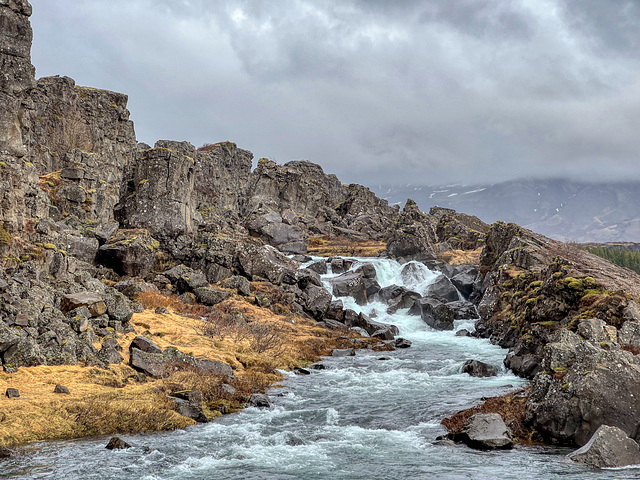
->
<box><xmin>28</xmin><ymin>0</ymin><xmax>640</xmax><ymax>187</ymax></box>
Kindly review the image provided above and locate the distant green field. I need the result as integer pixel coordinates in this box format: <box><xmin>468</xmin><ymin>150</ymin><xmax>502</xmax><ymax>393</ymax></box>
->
<box><xmin>586</xmin><ymin>246</ymin><xmax>640</xmax><ymax>275</ymax></box>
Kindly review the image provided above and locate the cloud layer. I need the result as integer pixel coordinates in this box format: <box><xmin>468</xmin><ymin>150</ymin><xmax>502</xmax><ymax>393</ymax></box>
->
<box><xmin>29</xmin><ymin>0</ymin><xmax>640</xmax><ymax>186</ymax></box>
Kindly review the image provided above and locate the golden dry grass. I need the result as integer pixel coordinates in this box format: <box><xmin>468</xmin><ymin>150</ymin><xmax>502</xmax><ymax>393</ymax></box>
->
<box><xmin>307</xmin><ymin>235</ymin><xmax>387</xmax><ymax>257</ymax></box>
<box><xmin>437</xmin><ymin>247</ymin><xmax>483</xmax><ymax>265</ymax></box>
<box><xmin>0</xmin><ymin>297</ymin><xmax>357</xmax><ymax>447</ymax></box>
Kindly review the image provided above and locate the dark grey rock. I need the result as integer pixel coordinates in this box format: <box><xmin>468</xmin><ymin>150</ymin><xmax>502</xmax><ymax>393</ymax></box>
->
<box><xmin>248</xmin><ymin>393</ymin><xmax>271</xmax><ymax>408</ymax></box>
<box><xmin>413</xmin><ymin>297</ymin><xmax>455</xmax><ymax>330</ymax></box>
<box><xmin>0</xmin><ymin>446</ymin><xmax>14</xmax><ymax>458</ymax></box>
<box><xmin>98</xmin><ymin>345</ymin><xmax>124</xmax><ymax>365</ymax></box>
<box><xmin>462</xmin><ymin>360</ymin><xmax>498</xmax><ymax>377</ymax></box>
<box><xmin>307</xmin><ymin>260</ymin><xmax>328</xmax><ymax>275</ymax></box>
<box><xmin>97</xmin><ymin>230</ymin><xmax>158</xmax><ymax>277</ymax></box>
<box><xmin>53</xmin><ymin>384</ymin><xmax>70</xmax><ymax>394</ymax></box>
<box><xmin>450</xmin><ymin>266</ymin><xmax>479</xmax><ymax>300</ymax></box>
<box><xmin>303</xmin><ymin>284</ymin><xmax>332</xmax><ymax>319</ymax></box>
<box><xmin>105</xmin><ymin>437</ymin><xmax>132</xmax><ymax>450</ymax></box>
<box><xmin>326</xmin><ymin>300</ymin><xmax>344</xmax><ymax>321</ymax></box>
<box><xmin>170</xmin><ymin>396</ymin><xmax>209</xmax><ymax>423</ymax></box>
<box><xmin>60</xmin><ymin>292</ymin><xmax>106</xmax><ymax>316</ymax></box>
<box><xmin>329</xmin><ymin>271</ymin><xmax>367</xmax><ymax>305</ymax></box>
<box><xmin>5</xmin><ymin>388</ymin><xmax>19</xmax><ymax>398</ymax></box>
<box><xmin>163</xmin><ymin>265</ymin><xmax>208</xmax><ymax>293</ymax></box>
<box><xmin>568</xmin><ymin>425</ymin><xmax>640</xmax><ymax>469</ymax></box>
<box><xmin>426</xmin><ymin>275</ymin><xmax>460</xmax><ymax>303</ymax></box>
<box><xmin>220</xmin><ymin>275</ymin><xmax>251</xmax><ymax>296</ymax></box>
<box><xmin>332</xmin><ymin>348</ymin><xmax>355</xmax><ymax>357</ymax></box>
<box><xmin>129</xmin><ymin>336</ymin><xmax>162</xmax><ymax>355</ymax></box>
<box><xmin>193</xmin><ymin>287</ymin><xmax>232</xmax><ymax>306</ymax></box>
<box><xmin>447</xmin><ymin>300</ymin><xmax>479</xmax><ymax>320</ymax></box>
<box><xmin>114</xmin><ymin>279</ymin><xmax>158</xmax><ymax>300</ymax></box>
<box><xmin>355</xmin><ymin>263</ymin><xmax>377</xmax><ymax>279</ymax></box>
<box><xmin>193</xmin><ymin>358</ymin><xmax>233</xmax><ymax>378</ymax></box>
<box><xmin>395</xmin><ymin>338</ymin><xmax>412</xmax><ymax>348</ymax></box>
<box><xmin>103</xmin><ymin>291</ymin><xmax>133</xmax><ymax>323</ymax></box>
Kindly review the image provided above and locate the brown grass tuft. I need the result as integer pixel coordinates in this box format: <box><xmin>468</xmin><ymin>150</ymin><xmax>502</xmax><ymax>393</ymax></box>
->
<box><xmin>437</xmin><ymin>247</ymin><xmax>482</xmax><ymax>265</ymax></box>
<box><xmin>308</xmin><ymin>235</ymin><xmax>387</xmax><ymax>257</ymax></box>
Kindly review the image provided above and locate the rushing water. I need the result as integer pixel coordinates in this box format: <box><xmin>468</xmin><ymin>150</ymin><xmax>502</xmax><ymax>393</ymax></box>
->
<box><xmin>3</xmin><ymin>258</ymin><xmax>638</xmax><ymax>479</ymax></box>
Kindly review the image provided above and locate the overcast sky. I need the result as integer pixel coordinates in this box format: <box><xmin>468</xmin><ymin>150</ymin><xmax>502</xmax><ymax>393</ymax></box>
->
<box><xmin>29</xmin><ymin>0</ymin><xmax>640</xmax><ymax>187</ymax></box>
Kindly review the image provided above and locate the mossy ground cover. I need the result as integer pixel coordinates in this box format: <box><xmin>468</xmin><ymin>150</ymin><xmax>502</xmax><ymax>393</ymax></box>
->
<box><xmin>0</xmin><ymin>295</ymin><xmax>360</xmax><ymax>447</ymax></box>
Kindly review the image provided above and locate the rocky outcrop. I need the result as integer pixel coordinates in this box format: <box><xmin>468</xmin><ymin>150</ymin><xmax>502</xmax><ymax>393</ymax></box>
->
<box><xmin>387</xmin><ymin>199</ymin><xmax>437</xmax><ymax>262</ymax></box>
<box><xmin>0</xmin><ymin>0</ymin><xmax>34</xmax><ymax>158</ymax></box>
<box><xmin>471</xmin><ymin>221</ymin><xmax>640</xmax><ymax>446</ymax></box>
<box><xmin>117</xmin><ymin>141</ymin><xmax>198</xmax><ymax>240</ymax></box>
<box><xmin>527</xmin><ymin>328</ymin><xmax>640</xmax><ymax>446</ymax></box>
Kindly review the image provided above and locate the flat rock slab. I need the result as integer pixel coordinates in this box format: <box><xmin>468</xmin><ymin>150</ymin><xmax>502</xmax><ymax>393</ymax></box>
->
<box><xmin>568</xmin><ymin>425</ymin><xmax>640</xmax><ymax>469</ymax></box>
<box><xmin>60</xmin><ymin>292</ymin><xmax>106</xmax><ymax>316</ymax></box>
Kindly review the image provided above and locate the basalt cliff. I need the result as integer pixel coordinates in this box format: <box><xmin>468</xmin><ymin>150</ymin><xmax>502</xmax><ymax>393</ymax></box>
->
<box><xmin>2</xmin><ymin>1</ymin><xmax>640</xmax><ymax>465</ymax></box>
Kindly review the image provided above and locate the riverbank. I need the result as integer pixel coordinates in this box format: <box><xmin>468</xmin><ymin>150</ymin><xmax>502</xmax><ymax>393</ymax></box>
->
<box><xmin>0</xmin><ymin>292</ymin><xmax>367</xmax><ymax>448</ymax></box>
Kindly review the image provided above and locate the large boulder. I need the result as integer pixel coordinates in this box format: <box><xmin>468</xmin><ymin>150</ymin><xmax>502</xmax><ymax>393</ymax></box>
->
<box><xmin>528</xmin><ymin>330</ymin><xmax>640</xmax><ymax>446</ymax></box>
<box><xmin>117</xmin><ymin>141</ymin><xmax>198</xmax><ymax>240</ymax></box>
<box><xmin>97</xmin><ymin>229</ymin><xmax>158</xmax><ymax>277</ymax></box>
<box><xmin>162</xmin><ymin>264</ymin><xmax>208</xmax><ymax>293</ymax></box>
<box><xmin>329</xmin><ymin>271</ymin><xmax>367</xmax><ymax>306</ymax></box>
<box><xmin>236</xmin><ymin>242</ymin><xmax>300</xmax><ymax>285</ymax></box>
<box><xmin>372</xmin><ymin>285</ymin><xmax>421</xmax><ymax>314</ymax></box>
<box><xmin>129</xmin><ymin>337</ymin><xmax>233</xmax><ymax>378</ymax></box>
<box><xmin>387</xmin><ymin>199</ymin><xmax>438</xmax><ymax>262</ymax></box>
<box><xmin>60</xmin><ymin>292</ymin><xmax>106</xmax><ymax>316</ymax></box>
<box><xmin>303</xmin><ymin>284</ymin><xmax>332</xmax><ymax>319</ymax></box>
<box><xmin>447</xmin><ymin>300</ymin><xmax>479</xmax><ymax>320</ymax></box>
<box><xmin>247</xmin><ymin>212</ymin><xmax>306</xmax><ymax>254</ymax></box>
<box><xmin>461</xmin><ymin>360</ymin><xmax>498</xmax><ymax>377</ymax></box>
<box><xmin>450</xmin><ymin>266</ymin><xmax>479</xmax><ymax>300</ymax></box>
<box><xmin>426</xmin><ymin>275</ymin><xmax>460</xmax><ymax>303</ymax></box>
<box><xmin>455</xmin><ymin>413</ymin><xmax>513</xmax><ymax>450</ymax></box>
<box><xmin>193</xmin><ymin>287</ymin><xmax>231</xmax><ymax>306</ymax></box>
<box><xmin>567</xmin><ymin>425</ymin><xmax>640</xmax><ymax>469</ymax></box>
<box><xmin>410</xmin><ymin>297</ymin><xmax>455</xmax><ymax>330</ymax></box>
<box><xmin>344</xmin><ymin>312</ymin><xmax>399</xmax><ymax>339</ymax></box>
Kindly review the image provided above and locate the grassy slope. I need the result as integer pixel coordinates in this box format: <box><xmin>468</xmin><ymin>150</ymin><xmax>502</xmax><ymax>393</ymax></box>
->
<box><xmin>0</xmin><ymin>295</ymin><xmax>360</xmax><ymax>447</ymax></box>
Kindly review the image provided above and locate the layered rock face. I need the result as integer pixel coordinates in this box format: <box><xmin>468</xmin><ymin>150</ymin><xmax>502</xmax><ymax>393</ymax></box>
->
<box><xmin>0</xmin><ymin>0</ymin><xmax>34</xmax><ymax>157</ymax></box>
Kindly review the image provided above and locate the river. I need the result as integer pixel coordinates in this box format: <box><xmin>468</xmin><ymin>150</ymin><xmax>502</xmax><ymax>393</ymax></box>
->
<box><xmin>3</xmin><ymin>258</ymin><xmax>637</xmax><ymax>479</ymax></box>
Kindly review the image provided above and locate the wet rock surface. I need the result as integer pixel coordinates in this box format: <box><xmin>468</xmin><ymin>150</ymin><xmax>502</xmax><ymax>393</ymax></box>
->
<box><xmin>567</xmin><ymin>425</ymin><xmax>640</xmax><ymax>469</ymax></box>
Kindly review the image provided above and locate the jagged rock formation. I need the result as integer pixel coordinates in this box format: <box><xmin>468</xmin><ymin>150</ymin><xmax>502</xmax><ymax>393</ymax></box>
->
<box><xmin>0</xmin><ymin>0</ymin><xmax>424</xmax><ymax>375</ymax></box>
<box><xmin>471</xmin><ymin>221</ymin><xmax>640</xmax><ymax>446</ymax></box>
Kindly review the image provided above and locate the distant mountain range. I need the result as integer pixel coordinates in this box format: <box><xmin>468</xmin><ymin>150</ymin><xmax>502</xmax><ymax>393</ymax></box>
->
<box><xmin>372</xmin><ymin>179</ymin><xmax>640</xmax><ymax>243</ymax></box>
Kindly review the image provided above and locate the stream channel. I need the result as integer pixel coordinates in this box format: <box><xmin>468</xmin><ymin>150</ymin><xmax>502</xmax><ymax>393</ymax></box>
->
<box><xmin>3</xmin><ymin>258</ymin><xmax>638</xmax><ymax>479</ymax></box>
